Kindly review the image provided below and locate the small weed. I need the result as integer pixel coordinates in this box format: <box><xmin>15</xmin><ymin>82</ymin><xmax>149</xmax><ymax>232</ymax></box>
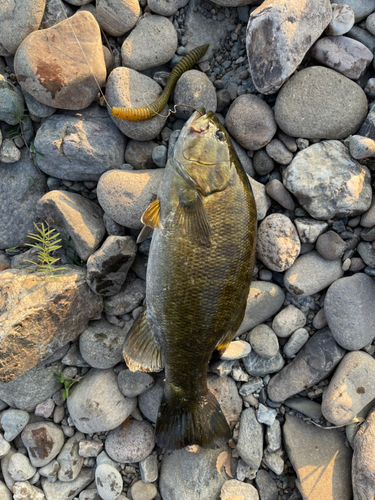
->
<box><xmin>28</xmin><ymin>176</ymin><xmax>42</xmax><ymax>188</ymax></box>
<box><xmin>62</xmin><ymin>236</ymin><xmax>86</xmax><ymax>267</ymax></box>
<box><xmin>55</xmin><ymin>372</ymin><xmax>83</xmax><ymax>401</ymax></box>
<box><xmin>25</xmin><ymin>222</ymin><xmax>66</xmax><ymax>276</ymax></box>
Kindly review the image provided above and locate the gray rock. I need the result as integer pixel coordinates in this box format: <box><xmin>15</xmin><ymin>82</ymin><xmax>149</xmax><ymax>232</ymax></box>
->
<box><xmin>225</xmin><ymin>94</ymin><xmax>276</xmax><ymax>150</ymax></box>
<box><xmin>174</xmin><ymin>70</ymin><xmax>217</xmax><ymax>119</ymax></box>
<box><xmin>283</xmin><ymin>414</ymin><xmax>352</xmax><ymax>500</ymax></box>
<box><xmin>36</xmin><ymin>190</ymin><xmax>105</xmax><ymax>261</ymax></box>
<box><xmin>284</xmin><ymin>397</ymin><xmax>322</xmax><ymax>420</ymax></box>
<box><xmin>0</xmin><ymin>480</ymin><xmax>12</xmax><ymax>500</ymax></box>
<box><xmin>34</xmin><ymin>109</ymin><xmax>126</xmax><ymax>182</ymax></box>
<box><xmin>237</xmin><ymin>408</ymin><xmax>263</xmax><ymax>469</ymax></box>
<box><xmin>255</xmin><ymin>470</ymin><xmax>278</xmax><ymax>500</ymax></box>
<box><xmin>311</xmin><ymin>36</ymin><xmax>373</xmax><ymax>80</ymax></box>
<box><xmin>131</xmin><ymin>481</ymin><xmax>158</xmax><ymax>500</ymax></box>
<box><xmin>41</xmin><ymin>0</ymin><xmax>75</xmax><ymax>29</ymax></box>
<box><xmin>237</xmin><ymin>281</ymin><xmax>285</xmax><ymax>335</ymax></box>
<box><xmin>352</xmin><ymin>406</ymin><xmax>375</xmax><ymax>500</ymax></box>
<box><xmin>1</xmin><ymin>409</ymin><xmax>30</xmax><ymax>441</ymax></box>
<box><xmin>148</xmin><ymin>0</ymin><xmax>188</xmax><ymax>15</ymax></box>
<box><xmin>159</xmin><ymin>446</ymin><xmax>227</xmax><ymax>500</ymax></box>
<box><xmin>267</xmin><ymin>328</ymin><xmax>346</xmax><ymax>402</ymax></box>
<box><xmin>140</xmin><ymin>453</ymin><xmax>158</xmax><ymax>483</ymax></box>
<box><xmin>57</xmin><ymin>432</ymin><xmax>85</xmax><ymax>482</ymax></box>
<box><xmin>357</xmin><ymin>241</ymin><xmax>375</xmax><ymax>268</ymax></box>
<box><xmin>349</xmin><ymin>135</ymin><xmax>375</xmax><ymax>159</ymax></box>
<box><xmin>0</xmin><ymin>433</ymin><xmax>10</xmax><ymax>458</ymax></box>
<box><xmin>125</xmin><ymin>140</ymin><xmax>157</xmax><ymax>170</ymax></box>
<box><xmin>42</xmin><ymin>468</ymin><xmax>95</xmax><ymax>500</ymax></box>
<box><xmin>35</xmin><ymin>398</ymin><xmax>55</xmax><ymax>418</ymax></box>
<box><xmin>62</xmin><ymin>343</ymin><xmax>90</xmax><ymax>367</ymax></box>
<box><xmin>207</xmin><ymin>374</ymin><xmax>243</xmax><ymax>428</ymax></box>
<box><xmin>8</xmin><ymin>453</ymin><xmax>36</xmax><ymax>481</ymax></box>
<box><xmin>232</xmin><ymin>139</ymin><xmax>255</xmax><ymax>177</ymax></box>
<box><xmin>283</xmin><ymin>328</ymin><xmax>309</xmax><ymax>357</ymax></box>
<box><xmin>242</xmin><ymin>350</ymin><xmax>285</xmax><ymax>377</ymax></box>
<box><xmin>95</xmin><ymin>463</ymin><xmax>123</xmax><ymax>500</ymax></box>
<box><xmin>78</xmin><ymin>440</ymin><xmax>103</xmax><ymax>458</ymax></box>
<box><xmin>152</xmin><ymin>145</ymin><xmax>168</xmax><ymax>168</ymax></box>
<box><xmin>105</xmin><ymin>420</ymin><xmax>155</xmax><ymax>463</ymax></box>
<box><xmin>266</xmin><ymin>418</ymin><xmax>282</xmax><ymax>453</ymax></box>
<box><xmin>266</xmin><ymin>179</ymin><xmax>295</xmax><ymax>210</ymax></box>
<box><xmin>103</xmin><ymin>214</ymin><xmax>126</xmax><ymax>237</ymax></box>
<box><xmin>265</xmin><ymin>139</ymin><xmax>293</xmax><ymax>165</ymax></box>
<box><xmin>13</xmin><ymin>482</ymin><xmax>45</xmax><ymax>500</ymax></box>
<box><xmin>221</xmin><ymin>480</ymin><xmax>259</xmax><ymax>500</ymax></box>
<box><xmin>283</xmin><ymin>141</ymin><xmax>372</xmax><ymax>219</ymax></box>
<box><xmin>97</xmin><ymin>169</ymin><xmax>164</xmax><ymax>229</ymax></box>
<box><xmin>294</xmin><ymin>218</ymin><xmax>328</xmax><ymax>244</ymax></box>
<box><xmin>67</xmin><ymin>369</ymin><xmax>137</xmax><ymax>433</ymax></box>
<box><xmin>326</xmin><ymin>4</ymin><xmax>355</xmax><ymax>36</ymax></box>
<box><xmin>121</xmin><ymin>15</ymin><xmax>177</xmax><ymax>71</ymax></box>
<box><xmin>0</xmin><ymin>148</ymin><xmax>45</xmax><ymax>249</ymax></box>
<box><xmin>24</xmin><ymin>90</ymin><xmax>55</xmax><ymax>118</ymax></box>
<box><xmin>284</xmin><ymin>251</ymin><xmax>344</xmax><ymax>297</ymax></box>
<box><xmin>316</xmin><ymin>231</ymin><xmax>346</xmax><ymax>260</ymax></box>
<box><xmin>138</xmin><ymin>375</ymin><xmax>164</xmax><ymax>423</ymax></box>
<box><xmin>0</xmin><ymin>361</ymin><xmax>63</xmax><ymax>412</ymax></box>
<box><xmin>1</xmin><ymin>447</ymin><xmax>16</xmax><ymax>491</ymax></box>
<box><xmin>272</xmin><ymin>305</ymin><xmax>306</xmax><ymax>339</ymax></box>
<box><xmin>235</xmin><ymin>458</ymin><xmax>256</xmax><ymax>482</ymax></box>
<box><xmin>79</xmin><ymin>319</ymin><xmax>128</xmax><ymax>369</ymax></box>
<box><xmin>253</xmin><ymin>149</ymin><xmax>275</xmax><ymax>176</ymax></box>
<box><xmin>106</xmin><ymin>68</ymin><xmax>167</xmax><ymax>141</ymax></box>
<box><xmin>22</xmin><ymin>422</ymin><xmax>64</xmax><ymax>467</ymax></box>
<box><xmin>263</xmin><ymin>448</ymin><xmax>284</xmax><ymax>475</ymax></box>
<box><xmin>358</xmin><ymin>105</ymin><xmax>375</xmax><ymax>142</ymax></box>
<box><xmin>342</xmin><ymin>0</ymin><xmax>375</xmax><ymax>22</ymax></box>
<box><xmin>361</xmin><ymin>196</ymin><xmax>375</xmax><ymax>228</ymax></box>
<box><xmin>96</xmin><ymin>0</ymin><xmax>140</xmax><ymax>36</ymax></box>
<box><xmin>118</xmin><ymin>369</ymin><xmax>154</xmax><ymax>398</ymax></box>
<box><xmin>248</xmin><ymin>325</ymin><xmax>279</xmax><ymax>359</ymax></box>
<box><xmin>275</xmin><ymin>67</ymin><xmax>368</xmax><ymax>139</ymax></box>
<box><xmin>256</xmin><ymin>214</ymin><xmax>300</xmax><ymax>272</ymax></box>
<box><xmin>247</xmin><ymin>176</ymin><xmax>271</xmax><ymax>221</ymax></box>
<box><xmin>246</xmin><ymin>0</ymin><xmax>331</xmax><ymax>94</ymax></box>
<box><xmin>239</xmin><ymin>377</ymin><xmax>263</xmax><ymax>397</ymax></box>
<box><xmin>322</xmin><ymin>351</ymin><xmax>375</xmax><ymax>425</ymax></box>
<box><xmin>257</xmin><ymin>404</ymin><xmax>277</xmax><ymax>426</ymax></box>
<box><xmin>0</xmin><ymin>139</ymin><xmax>21</xmax><ymax>163</ymax></box>
<box><xmin>105</xmin><ymin>279</ymin><xmax>146</xmax><ymax>315</ymax></box>
<box><xmin>0</xmin><ymin>76</ymin><xmax>25</xmax><ymax>125</ymax></box>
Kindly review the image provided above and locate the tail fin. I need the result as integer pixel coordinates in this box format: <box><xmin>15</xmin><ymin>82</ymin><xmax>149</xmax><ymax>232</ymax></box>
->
<box><xmin>155</xmin><ymin>390</ymin><xmax>230</xmax><ymax>450</ymax></box>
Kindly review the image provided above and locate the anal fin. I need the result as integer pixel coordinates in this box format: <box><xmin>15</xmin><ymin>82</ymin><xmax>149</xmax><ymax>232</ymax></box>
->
<box><xmin>175</xmin><ymin>193</ymin><xmax>212</xmax><ymax>247</ymax></box>
<box><xmin>123</xmin><ymin>308</ymin><xmax>164</xmax><ymax>372</ymax></box>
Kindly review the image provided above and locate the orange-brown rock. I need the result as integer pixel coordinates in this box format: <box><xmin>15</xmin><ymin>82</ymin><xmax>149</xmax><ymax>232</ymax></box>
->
<box><xmin>14</xmin><ymin>11</ymin><xmax>106</xmax><ymax>109</ymax></box>
<box><xmin>0</xmin><ymin>266</ymin><xmax>102</xmax><ymax>382</ymax></box>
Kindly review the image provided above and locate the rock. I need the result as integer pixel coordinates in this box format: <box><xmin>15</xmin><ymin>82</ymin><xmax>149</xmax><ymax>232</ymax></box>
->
<box><xmin>284</xmin><ymin>251</ymin><xmax>344</xmax><ymax>296</ymax></box>
<box><xmin>0</xmin><ymin>76</ymin><xmax>25</xmax><ymax>125</ymax></box>
<box><xmin>138</xmin><ymin>375</ymin><xmax>164</xmax><ymax>423</ymax></box>
<box><xmin>272</xmin><ymin>305</ymin><xmax>306</xmax><ymax>339</ymax></box>
<box><xmin>21</xmin><ymin>421</ymin><xmax>64</xmax><ymax>467</ymax></box>
<box><xmin>1</xmin><ymin>409</ymin><xmax>30</xmax><ymax>441</ymax></box>
<box><xmin>316</xmin><ymin>231</ymin><xmax>346</xmax><ymax>260</ymax></box>
<box><xmin>78</xmin><ymin>440</ymin><xmax>103</xmax><ymax>458</ymax></box>
<box><xmin>152</xmin><ymin>145</ymin><xmax>168</xmax><ymax>168</ymax></box>
<box><xmin>243</xmin><ymin>349</ymin><xmax>285</xmax><ymax>378</ymax></box>
<box><xmin>96</xmin><ymin>0</ymin><xmax>140</xmax><ymax>36</ymax></box>
<box><xmin>263</xmin><ymin>448</ymin><xmax>284</xmax><ymax>475</ymax></box>
<box><xmin>284</xmin><ymin>397</ymin><xmax>322</xmax><ymax>420</ymax></box>
<box><xmin>267</xmin><ymin>328</ymin><xmax>346</xmax><ymax>402</ymax></box>
<box><xmin>361</xmin><ymin>197</ymin><xmax>375</xmax><ymax>228</ymax></box>
<box><xmin>160</xmin><ymin>446</ymin><xmax>227</xmax><ymax>500</ymax></box>
<box><xmin>105</xmin><ymin>279</ymin><xmax>146</xmax><ymax>315</ymax></box>
<box><xmin>57</xmin><ymin>432</ymin><xmax>85</xmax><ymax>482</ymax></box>
<box><xmin>220</xmin><ymin>341</ymin><xmax>251</xmax><ymax>361</ymax></box>
<box><xmin>275</xmin><ymin>67</ymin><xmax>368</xmax><ymax>139</ymax></box>
<box><xmin>266</xmin><ymin>418</ymin><xmax>282</xmax><ymax>453</ymax></box>
<box><xmin>350</xmin><ymin>135</ymin><xmax>375</xmax><ymax>159</ymax></box>
<box><xmin>255</xmin><ymin>470</ymin><xmax>278</xmax><ymax>500</ymax></box>
<box><xmin>62</xmin><ymin>343</ymin><xmax>89</xmax><ymax>367</ymax></box>
<box><xmin>265</xmin><ymin>139</ymin><xmax>293</xmax><ymax>165</ymax></box>
<box><xmin>348</xmin><ymin>25</ymin><xmax>375</xmax><ymax>51</ymax></box>
<box><xmin>0</xmin><ymin>0</ymin><xmax>45</xmax><ymax>56</ymax></box>
<box><xmin>86</xmin><ymin>236</ymin><xmax>137</xmax><ymax>296</ymax></box>
<box><xmin>0</xmin><ymin>148</ymin><xmax>45</xmax><ymax>249</ymax></box>
<box><xmin>283</xmin><ymin>328</ymin><xmax>309</xmax><ymax>357</ymax></box>
<box><xmin>253</xmin><ymin>149</ymin><xmax>275</xmax><ymax>176</ymax></box>
<box><xmin>0</xmin><ymin>139</ymin><xmax>21</xmax><ymax>163</ymax></box>
<box><xmin>8</xmin><ymin>453</ymin><xmax>36</xmax><ymax>481</ymax></box>
<box><xmin>174</xmin><ymin>70</ymin><xmax>217</xmax><ymax>119</ymax></box>
<box><xmin>140</xmin><ymin>453</ymin><xmax>158</xmax><ymax>483</ymax></box>
<box><xmin>0</xmin><ymin>266</ymin><xmax>102</xmax><ymax>381</ymax></box>
<box><xmin>0</xmin><ymin>433</ymin><xmax>10</xmax><ymax>458</ymax></box>
<box><xmin>247</xmin><ymin>176</ymin><xmax>271</xmax><ymax>221</ymax></box>
<box><xmin>79</xmin><ymin>319</ymin><xmax>127</xmax><ymax>369</ymax></box>
<box><xmin>0</xmin><ymin>361</ymin><xmax>63</xmax><ymax>411</ymax></box>
<box><xmin>97</xmin><ymin>169</ymin><xmax>164</xmax><ymax>229</ymax></box>
<box><xmin>125</xmin><ymin>141</ymin><xmax>157</xmax><ymax>170</ymax></box>
<box><xmin>239</xmin><ymin>377</ymin><xmax>262</xmax><ymax>397</ymax></box>
<box><xmin>67</xmin><ymin>369</ymin><xmax>137</xmax><ymax>433</ymax></box>
<box><xmin>118</xmin><ymin>370</ymin><xmax>154</xmax><ymax>399</ymax></box>
<box><xmin>33</xmin><ymin>108</ymin><xmax>126</xmax><ymax>181</ymax></box>
<box><xmin>246</xmin><ymin>0</ymin><xmax>332</xmax><ymax>94</ymax></box>
<box><xmin>256</xmin><ymin>214</ymin><xmax>300</xmax><ymax>272</ymax></box>
<box><xmin>148</xmin><ymin>0</ymin><xmax>189</xmax><ymax>15</ymax></box>
<box><xmin>265</xmin><ymin>179</ymin><xmax>295</xmax><ymax>210</ymax></box>
<box><xmin>13</xmin><ymin>481</ymin><xmax>45</xmax><ymax>500</ymax></box>
<box><xmin>322</xmin><ymin>351</ymin><xmax>375</xmax><ymax>425</ymax></box>
<box><xmin>0</xmin><ymin>480</ymin><xmax>11</xmax><ymax>500</ymax></box>
<box><xmin>311</xmin><ymin>36</ymin><xmax>373</xmax><ymax>80</ymax></box>
<box><xmin>237</xmin><ymin>408</ymin><xmax>263</xmax><ymax>469</ymax></box>
<box><xmin>105</xmin><ymin>420</ymin><xmax>155</xmax><ymax>463</ymax></box>
<box><xmin>1</xmin><ymin>447</ymin><xmax>16</xmax><ymax>491</ymax></box>
<box><xmin>221</xmin><ymin>480</ymin><xmax>259</xmax><ymax>500</ymax></box>
<box><xmin>248</xmin><ymin>325</ymin><xmax>279</xmax><ymax>359</ymax></box>
<box><xmin>41</xmin><ymin>0</ymin><xmax>75</xmax><ymax>29</ymax></box>
<box><xmin>343</xmin><ymin>0</ymin><xmax>375</xmax><ymax>22</ymax></box>
<box><xmin>352</xmin><ymin>406</ymin><xmax>375</xmax><ymax>500</ymax></box>
<box><xmin>357</xmin><ymin>241</ymin><xmax>375</xmax><ymax>268</ymax></box>
<box><xmin>326</xmin><ymin>4</ymin><xmax>355</xmax><ymax>35</ymax></box>
<box><xmin>95</xmin><ymin>463</ymin><xmax>123</xmax><ymax>500</ymax></box>
<box><xmin>283</xmin><ymin>141</ymin><xmax>372</xmax><ymax>219</ymax></box>
<box><xmin>284</xmin><ymin>414</ymin><xmax>352</xmax><ymax>500</ymax></box>
<box><xmin>41</xmin><ymin>468</ymin><xmax>95</xmax><ymax>500</ymax></box>
<box><xmin>237</xmin><ymin>281</ymin><xmax>285</xmax><ymax>335</ymax></box>
<box><xmin>131</xmin><ymin>480</ymin><xmax>157</xmax><ymax>500</ymax></box>
<box><xmin>207</xmin><ymin>374</ymin><xmax>242</xmax><ymax>428</ymax></box>
<box><xmin>24</xmin><ymin>90</ymin><xmax>55</xmax><ymax>118</ymax></box>
<box><xmin>225</xmin><ymin>95</ymin><xmax>277</xmax><ymax>150</ymax></box>
<box><xmin>257</xmin><ymin>404</ymin><xmax>277</xmax><ymax>426</ymax></box>
<box><xmin>294</xmin><ymin>218</ymin><xmax>328</xmax><ymax>244</ymax></box>
<box><xmin>35</xmin><ymin>398</ymin><xmax>55</xmax><ymax>418</ymax></box>
<box><xmin>324</xmin><ymin>273</ymin><xmax>375</xmax><ymax>350</ymax></box>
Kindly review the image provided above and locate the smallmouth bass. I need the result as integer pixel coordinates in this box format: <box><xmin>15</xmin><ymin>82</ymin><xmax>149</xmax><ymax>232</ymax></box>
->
<box><xmin>123</xmin><ymin>110</ymin><xmax>257</xmax><ymax>450</ymax></box>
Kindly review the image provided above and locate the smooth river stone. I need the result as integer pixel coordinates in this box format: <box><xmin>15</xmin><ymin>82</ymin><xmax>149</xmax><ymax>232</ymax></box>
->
<box><xmin>267</xmin><ymin>328</ymin><xmax>346</xmax><ymax>403</ymax></box>
<box><xmin>322</xmin><ymin>351</ymin><xmax>375</xmax><ymax>426</ymax></box>
<box><xmin>274</xmin><ymin>66</ymin><xmax>368</xmax><ymax>139</ymax></box>
<box><xmin>352</xmin><ymin>406</ymin><xmax>375</xmax><ymax>500</ymax></box>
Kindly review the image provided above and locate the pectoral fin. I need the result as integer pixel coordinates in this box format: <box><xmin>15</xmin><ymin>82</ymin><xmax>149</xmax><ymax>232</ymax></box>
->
<box><xmin>176</xmin><ymin>192</ymin><xmax>212</xmax><ymax>247</ymax></box>
<box><xmin>136</xmin><ymin>199</ymin><xmax>163</xmax><ymax>244</ymax></box>
<box><xmin>123</xmin><ymin>308</ymin><xmax>164</xmax><ymax>372</ymax></box>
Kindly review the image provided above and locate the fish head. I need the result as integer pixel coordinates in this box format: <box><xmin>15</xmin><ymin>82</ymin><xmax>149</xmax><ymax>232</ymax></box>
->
<box><xmin>173</xmin><ymin>110</ymin><xmax>234</xmax><ymax>196</ymax></box>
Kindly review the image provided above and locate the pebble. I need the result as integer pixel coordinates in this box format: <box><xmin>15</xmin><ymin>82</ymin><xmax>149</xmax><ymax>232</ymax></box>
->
<box><xmin>322</xmin><ymin>351</ymin><xmax>375</xmax><ymax>426</ymax></box>
<box><xmin>138</xmin><ymin>376</ymin><xmax>164</xmax><ymax>423</ymax></box>
<box><xmin>105</xmin><ymin>279</ymin><xmax>146</xmax><ymax>316</ymax></box>
<box><xmin>324</xmin><ymin>273</ymin><xmax>375</xmax><ymax>350</ymax></box>
<box><xmin>284</xmin><ymin>251</ymin><xmax>344</xmax><ymax>297</ymax></box>
<box><xmin>0</xmin><ymin>433</ymin><xmax>10</xmax><ymax>458</ymax></box>
<box><xmin>125</xmin><ymin>140</ymin><xmax>157</xmax><ymax>170</ymax></box>
<box><xmin>352</xmin><ymin>406</ymin><xmax>375</xmax><ymax>499</ymax></box>
<box><xmin>57</xmin><ymin>432</ymin><xmax>85</xmax><ymax>482</ymax></box>
<box><xmin>140</xmin><ymin>453</ymin><xmax>158</xmax><ymax>483</ymax></box>
<box><xmin>13</xmin><ymin>481</ymin><xmax>45</xmax><ymax>500</ymax></box>
<box><xmin>174</xmin><ymin>70</ymin><xmax>217</xmax><ymax>119</ymax></box>
<box><xmin>0</xmin><ymin>139</ymin><xmax>21</xmax><ymax>163</ymax></box>
<box><xmin>131</xmin><ymin>480</ymin><xmax>158</xmax><ymax>500</ymax></box>
<box><xmin>21</xmin><ymin>422</ymin><xmax>65</xmax><ymax>467</ymax></box>
<box><xmin>152</xmin><ymin>145</ymin><xmax>168</xmax><ymax>168</ymax></box>
<box><xmin>275</xmin><ymin>67</ymin><xmax>368</xmax><ymax>139</ymax></box>
<box><xmin>315</xmin><ymin>231</ymin><xmax>347</xmax><ymax>261</ymax></box>
<box><xmin>95</xmin><ymin>463</ymin><xmax>123</xmax><ymax>500</ymax></box>
<box><xmin>266</xmin><ymin>179</ymin><xmax>295</xmax><ymax>210</ymax></box>
<box><xmin>242</xmin><ymin>349</ymin><xmax>285</xmax><ymax>378</ymax></box>
<box><xmin>272</xmin><ymin>305</ymin><xmax>306</xmax><ymax>339</ymax></box>
<box><xmin>41</xmin><ymin>467</ymin><xmax>95</xmax><ymax>500</ymax></box>
<box><xmin>326</xmin><ymin>4</ymin><xmax>355</xmax><ymax>36</ymax></box>
<box><xmin>349</xmin><ymin>257</ymin><xmax>366</xmax><ymax>272</ymax></box>
<box><xmin>78</xmin><ymin>440</ymin><xmax>103</xmax><ymax>458</ymax></box>
<box><xmin>118</xmin><ymin>370</ymin><xmax>154</xmax><ymax>398</ymax></box>
<box><xmin>361</xmin><ymin>197</ymin><xmax>375</xmax><ymax>228</ymax></box>
<box><xmin>221</xmin><ymin>480</ymin><xmax>259</xmax><ymax>500</ymax></box>
<box><xmin>266</xmin><ymin>418</ymin><xmax>282</xmax><ymax>453</ymax></box>
<box><xmin>265</xmin><ymin>139</ymin><xmax>293</xmax><ymax>165</ymax></box>
<box><xmin>96</xmin><ymin>0</ymin><xmax>140</xmax><ymax>36</ymax></box>
<box><xmin>267</xmin><ymin>328</ymin><xmax>346</xmax><ymax>402</ymax></box>
<box><xmin>255</xmin><ymin>470</ymin><xmax>278</xmax><ymax>500</ymax></box>
<box><xmin>248</xmin><ymin>325</ymin><xmax>279</xmax><ymax>359</ymax></box>
<box><xmin>253</xmin><ymin>149</ymin><xmax>275</xmax><ymax>176</ymax></box>
<box><xmin>105</xmin><ymin>420</ymin><xmax>155</xmax><ymax>463</ymax></box>
<box><xmin>361</xmin><ymin>226</ymin><xmax>375</xmax><ymax>241</ymax></box>
<box><xmin>344</xmin><ymin>0</ymin><xmax>375</xmax><ymax>22</ymax></box>
<box><xmin>35</xmin><ymin>398</ymin><xmax>55</xmax><ymax>419</ymax></box>
<box><xmin>283</xmin><ymin>414</ymin><xmax>352</xmax><ymax>500</ymax></box>
<box><xmin>247</xmin><ymin>176</ymin><xmax>271</xmax><ymax>221</ymax></box>
<box><xmin>294</xmin><ymin>218</ymin><xmax>328</xmax><ymax>244</ymax></box>
<box><xmin>148</xmin><ymin>0</ymin><xmax>189</xmax><ymax>15</ymax></box>
<box><xmin>0</xmin><ymin>479</ymin><xmax>12</xmax><ymax>500</ymax></box>
<box><xmin>357</xmin><ymin>241</ymin><xmax>375</xmax><ymax>268</ymax></box>
<box><xmin>350</xmin><ymin>135</ymin><xmax>375</xmax><ymax>159</ymax></box>
<box><xmin>257</xmin><ymin>404</ymin><xmax>277</xmax><ymax>426</ymax></box>
<box><xmin>225</xmin><ymin>94</ymin><xmax>276</xmax><ymax>150</ymax></box>
<box><xmin>8</xmin><ymin>453</ymin><xmax>36</xmax><ymax>481</ymax></box>
<box><xmin>220</xmin><ymin>341</ymin><xmax>251</xmax><ymax>360</ymax></box>
<box><xmin>283</xmin><ymin>328</ymin><xmax>309</xmax><ymax>357</ymax></box>
<box><xmin>207</xmin><ymin>374</ymin><xmax>242</xmax><ymax>428</ymax></box>
<box><xmin>239</xmin><ymin>377</ymin><xmax>263</xmax><ymax>397</ymax></box>
<box><xmin>285</xmin><ymin>397</ymin><xmax>322</xmax><ymax>420</ymax></box>
<box><xmin>237</xmin><ymin>408</ymin><xmax>263</xmax><ymax>470</ymax></box>
<box><xmin>1</xmin><ymin>409</ymin><xmax>29</xmax><ymax>441</ymax></box>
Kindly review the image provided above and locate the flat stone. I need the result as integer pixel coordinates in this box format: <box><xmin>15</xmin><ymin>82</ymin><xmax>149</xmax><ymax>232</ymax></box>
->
<box><xmin>294</xmin><ymin>218</ymin><xmax>328</xmax><ymax>244</ymax></box>
<box><xmin>283</xmin><ymin>414</ymin><xmax>352</xmax><ymax>500</ymax></box>
<box><xmin>284</xmin><ymin>397</ymin><xmax>322</xmax><ymax>420</ymax></box>
<box><xmin>255</xmin><ymin>470</ymin><xmax>278</xmax><ymax>500</ymax></box>
<box><xmin>248</xmin><ymin>324</ymin><xmax>279</xmax><ymax>359</ymax></box>
<box><xmin>272</xmin><ymin>305</ymin><xmax>306</xmax><ymax>339</ymax></box>
<box><xmin>242</xmin><ymin>349</ymin><xmax>285</xmax><ymax>377</ymax></box>
<box><xmin>275</xmin><ymin>67</ymin><xmax>368</xmax><ymax>139</ymax></box>
<box><xmin>131</xmin><ymin>480</ymin><xmax>158</xmax><ymax>500</ymax></box>
<box><xmin>1</xmin><ymin>409</ymin><xmax>29</xmax><ymax>441</ymax></box>
<box><xmin>267</xmin><ymin>328</ymin><xmax>346</xmax><ymax>403</ymax></box>
<box><xmin>237</xmin><ymin>408</ymin><xmax>263</xmax><ymax>469</ymax></box>
<box><xmin>95</xmin><ymin>463</ymin><xmax>123</xmax><ymax>500</ymax></box>
<box><xmin>324</xmin><ymin>273</ymin><xmax>375</xmax><ymax>350</ymax></box>
<box><xmin>21</xmin><ymin>421</ymin><xmax>64</xmax><ymax>467</ymax></box>
<box><xmin>41</xmin><ymin>468</ymin><xmax>95</xmax><ymax>500</ymax></box>
<box><xmin>221</xmin><ymin>480</ymin><xmax>259</xmax><ymax>500</ymax></box>
<box><xmin>221</xmin><ymin>341</ymin><xmax>251</xmax><ymax>361</ymax></box>
<box><xmin>283</xmin><ymin>328</ymin><xmax>309</xmax><ymax>357</ymax></box>
<box><xmin>57</xmin><ymin>431</ymin><xmax>85</xmax><ymax>482</ymax></box>
<box><xmin>96</xmin><ymin>0</ymin><xmax>140</xmax><ymax>36</ymax></box>
<box><xmin>105</xmin><ymin>420</ymin><xmax>155</xmax><ymax>463</ymax></box>
<box><xmin>247</xmin><ymin>176</ymin><xmax>271</xmax><ymax>221</ymax></box>
<box><xmin>207</xmin><ymin>374</ymin><xmax>242</xmax><ymax>428</ymax></box>
<box><xmin>352</xmin><ymin>406</ymin><xmax>375</xmax><ymax>500</ymax></box>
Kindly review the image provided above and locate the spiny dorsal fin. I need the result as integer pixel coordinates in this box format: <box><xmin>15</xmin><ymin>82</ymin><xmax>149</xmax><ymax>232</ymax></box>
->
<box><xmin>175</xmin><ymin>193</ymin><xmax>212</xmax><ymax>247</ymax></box>
<box><xmin>141</xmin><ymin>199</ymin><xmax>163</xmax><ymax>229</ymax></box>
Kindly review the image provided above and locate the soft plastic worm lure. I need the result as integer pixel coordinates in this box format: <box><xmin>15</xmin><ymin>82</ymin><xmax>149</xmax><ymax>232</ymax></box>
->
<box><xmin>111</xmin><ymin>44</ymin><xmax>210</xmax><ymax>121</ymax></box>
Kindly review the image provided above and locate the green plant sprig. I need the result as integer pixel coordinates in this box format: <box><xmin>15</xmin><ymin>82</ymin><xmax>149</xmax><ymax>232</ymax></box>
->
<box><xmin>25</xmin><ymin>222</ymin><xmax>66</xmax><ymax>276</ymax></box>
<box><xmin>55</xmin><ymin>372</ymin><xmax>83</xmax><ymax>401</ymax></box>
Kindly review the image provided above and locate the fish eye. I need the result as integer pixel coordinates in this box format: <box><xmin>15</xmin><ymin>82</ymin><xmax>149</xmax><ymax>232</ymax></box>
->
<box><xmin>216</xmin><ymin>131</ymin><xmax>225</xmax><ymax>141</ymax></box>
